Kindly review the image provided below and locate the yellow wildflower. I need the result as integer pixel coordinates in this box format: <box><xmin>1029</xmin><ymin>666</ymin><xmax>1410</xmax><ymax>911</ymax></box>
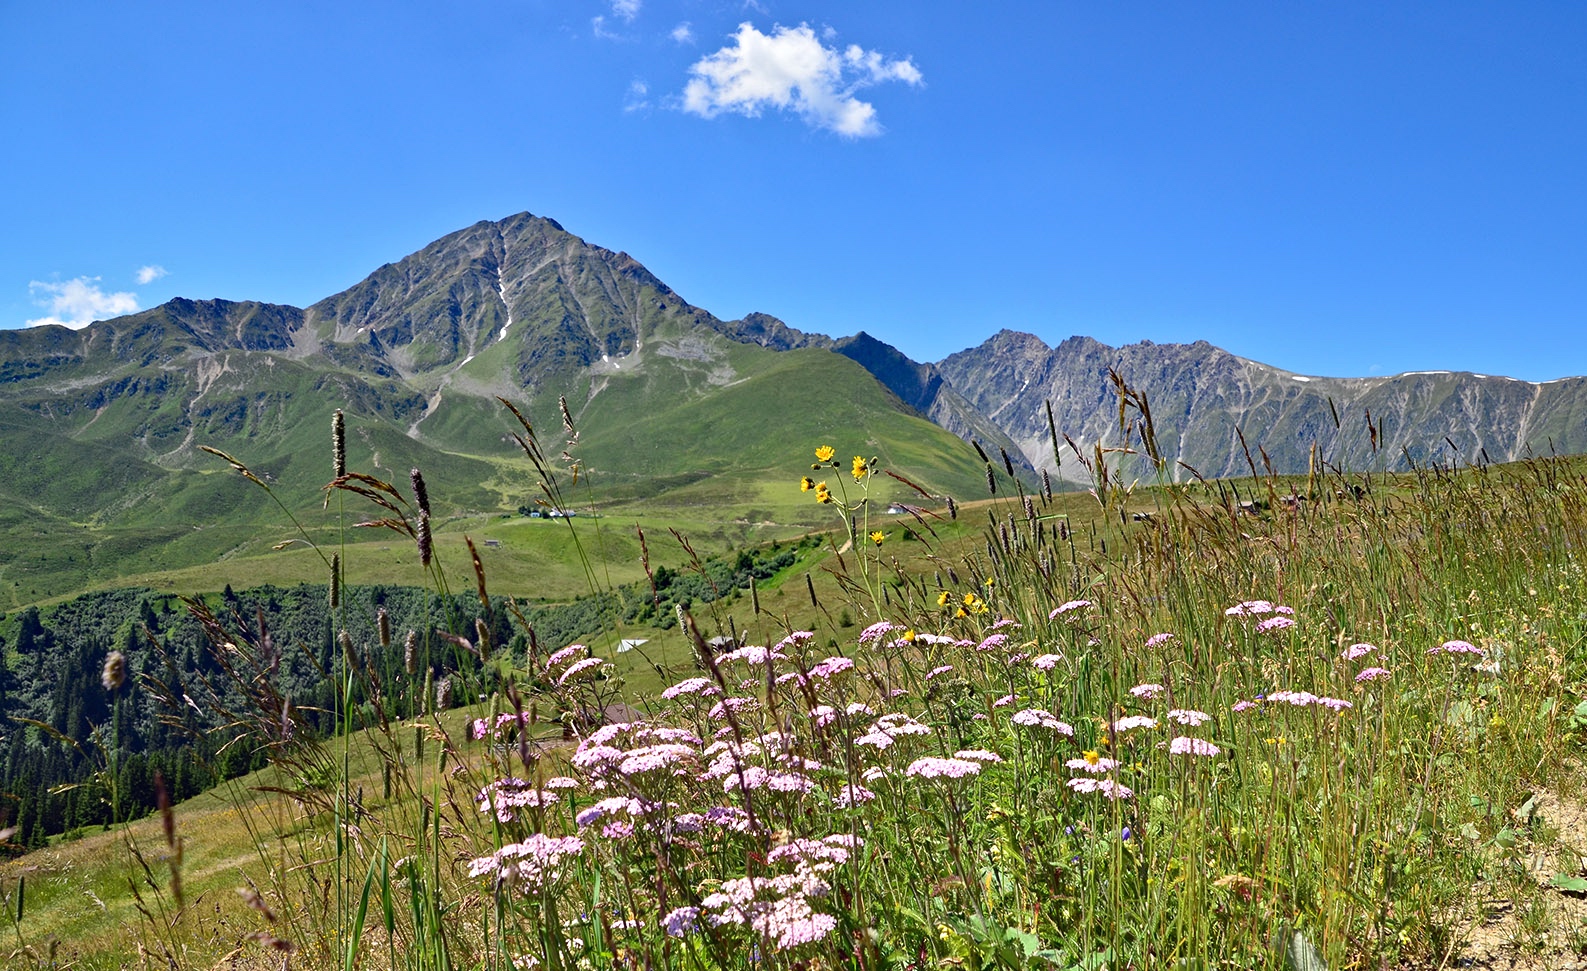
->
<box><xmin>963</xmin><ymin>592</ymin><xmax>980</xmax><ymax>607</ymax></box>
<box><xmin>852</xmin><ymin>455</ymin><xmax>869</xmax><ymax>480</ymax></box>
<box><xmin>800</xmin><ymin>476</ymin><xmax>814</xmax><ymax>492</ymax></box>
<box><xmin>815</xmin><ymin>482</ymin><xmax>833</xmax><ymax>504</ymax></box>
<box><xmin>955</xmin><ymin>607</ymin><xmax>968</xmax><ymax>619</ymax></box>
<box><xmin>902</xmin><ymin>629</ymin><xmax>917</xmax><ymax>642</ymax></box>
<box><xmin>869</xmin><ymin>530</ymin><xmax>885</xmax><ymax>546</ymax></box>
<box><xmin>1082</xmin><ymin>750</ymin><xmax>1101</xmax><ymax>766</ymax></box>
<box><xmin>937</xmin><ymin>591</ymin><xmax>951</xmax><ymax>607</ymax></box>
<box><xmin>815</xmin><ymin>445</ymin><xmax>835</xmax><ymax>462</ymax></box>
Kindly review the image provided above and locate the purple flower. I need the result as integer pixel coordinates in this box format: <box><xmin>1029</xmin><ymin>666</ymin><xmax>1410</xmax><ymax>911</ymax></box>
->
<box><xmin>1168</xmin><ymin>736</ymin><xmax>1221</xmax><ymax>757</ymax></box>
<box><xmin>475</xmin><ymin>779</ymin><xmax>559</xmax><ymax>822</ymax></box>
<box><xmin>1341</xmin><ymin>643</ymin><xmax>1376</xmax><ymax>661</ymax></box>
<box><xmin>663</xmin><ymin>906</ymin><xmax>701</xmax><ymax>937</ymax></box>
<box><xmin>1011</xmin><ymin>708</ymin><xmax>1075</xmax><ymax>735</ymax></box>
<box><xmin>1031</xmin><ymin>653</ymin><xmax>1064</xmax><ymax>671</ymax></box>
<box><xmin>618</xmin><ymin>743</ymin><xmax>696</xmax><ymax>776</ymax></box>
<box><xmin>467</xmin><ymin>834</ymin><xmax>585</xmax><ymax>890</ymax></box>
<box><xmin>1065</xmin><ymin>753</ymin><xmax>1119</xmax><ymax>773</ymax></box>
<box><xmin>557</xmin><ymin>656</ymin><xmax>607</xmax><ymax>685</ymax></box>
<box><xmin>662</xmin><ymin>676</ymin><xmax>721</xmax><ymax>700</ymax></box>
<box><xmin>1129</xmin><ymin>683</ymin><xmax>1165</xmax><ymax>700</ymax></box>
<box><xmin>1225</xmin><ymin>600</ymin><xmax>1274</xmax><ymax>617</ymax></box>
<box><xmin>543</xmin><ymin>644</ymin><xmax>589</xmax><ymax>669</ymax></box>
<box><xmin>858</xmin><ymin>621</ymin><xmax>899</xmax><ymax>644</ymax></box>
<box><xmin>1255</xmin><ymin>616</ymin><xmax>1296</xmax><ymax>635</ymax></box>
<box><xmin>1231</xmin><ymin>700</ymin><xmax>1259</xmax><ymax>713</ymax></box>
<box><xmin>1167</xmin><ymin>708</ymin><xmax>1211</xmax><ymax>726</ymax></box>
<box><xmin>704</xmin><ymin>806</ymin><xmax>754</xmax><ymax>832</ymax></box>
<box><xmin>1144</xmin><ymin>632</ymin><xmax>1175</xmax><ymax>648</ymax></box>
<box><xmin>1066</xmin><ymin>777</ymin><xmax>1134</xmax><ymax>800</ymax></box>
<box><xmin>954</xmin><ymin>748</ymin><xmax>1003</xmax><ymax>763</ymax></box>
<box><xmin>1431</xmin><ymin>639</ymin><xmax>1485</xmax><ymax>656</ymax></box>
<box><xmin>907</xmin><ymin>756</ymin><xmax>983</xmax><ymax>780</ymax></box>
<box><xmin>1049</xmin><ymin>599</ymin><xmax>1092</xmax><ymax>620</ymax></box>
<box><xmin>707</xmin><ymin>696</ymin><xmax>760</xmax><ymax>720</ymax></box>
<box><xmin>832</xmin><ymin>783</ymin><xmax>876</xmax><ymax>808</ymax></box>
<box><xmin>1110</xmin><ymin>715</ymin><xmax>1157</xmax><ymax>732</ymax></box>
<box><xmin>807</xmin><ymin>656</ymin><xmax>854</xmax><ymax>680</ymax></box>
<box><xmin>1355</xmin><ymin>667</ymin><xmax>1391</xmax><ymax>682</ymax></box>
<box><xmin>718</xmin><ymin>645</ymin><xmax>788</xmax><ymax>666</ymax></box>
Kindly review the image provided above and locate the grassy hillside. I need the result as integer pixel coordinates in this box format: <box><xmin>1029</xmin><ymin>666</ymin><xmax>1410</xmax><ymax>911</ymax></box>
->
<box><xmin>6</xmin><ymin>444</ymin><xmax>1587</xmax><ymax>969</ymax></box>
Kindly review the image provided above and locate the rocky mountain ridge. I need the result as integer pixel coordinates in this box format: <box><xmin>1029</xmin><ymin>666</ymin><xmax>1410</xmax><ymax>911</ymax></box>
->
<box><xmin>5</xmin><ymin>211</ymin><xmax>1583</xmax><ymax>500</ymax></box>
<box><xmin>936</xmin><ymin>329</ymin><xmax>1587</xmax><ymax>482</ymax></box>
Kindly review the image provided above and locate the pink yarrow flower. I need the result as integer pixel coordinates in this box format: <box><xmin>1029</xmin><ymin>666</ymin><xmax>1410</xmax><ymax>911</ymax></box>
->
<box><xmin>1168</xmin><ymin>736</ymin><xmax>1221</xmax><ymax>757</ymax></box>
<box><xmin>1255</xmin><ymin>616</ymin><xmax>1296</xmax><ymax>635</ymax></box>
<box><xmin>905</xmin><ymin>756</ymin><xmax>983</xmax><ymax>780</ymax></box>
<box><xmin>1031</xmin><ymin>653</ymin><xmax>1064</xmax><ymax>671</ymax></box>
<box><xmin>1065</xmin><ymin>754</ymin><xmax>1120</xmax><ymax>773</ymax></box>
<box><xmin>1341</xmin><ymin>643</ymin><xmax>1376</xmax><ymax>661</ymax></box>
<box><xmin>1067</xmin><ymin>777</ymin><xmax>1134</xmax><ymax>800</ymax></box>
<box><xmin>543</xmin><ymin>644</ymin><xmax>589</xmax><ymax>669</ymax></box>
<box><xmin>1049</xmin><ymin>599</ymin><xmax>1092</xmax><ymax>619</ymax></box>
<box><xmin>954</xmin><ymin>748</ymin><xmax>1003</xmax><ymax>763</ymax></box>
<box><xmin>717</xmin><ymin>645</ymin><xmax>787</xmax><ymax>665</ymax></box>
<box><xmin>1144</xmin><ymin>632</ymin><xmax>1175</xmax><ymax>648</ymax></box>
<box><xmin>858</xmin><ymin>621</ymin><xmax>899</xmax><ymax>644</ymax></box>
<box><xmin>557</xmin><ymin>656</ymin><xmax>606</xmax><ymax>685</ymax></box>
<box><xmin>1167</xmin><ymin>708</ymin><xmax>1211</xmax><ymax>726</ymax></box>
<box><xmin>1355</xmin><ymin>666</ymin><xmax>1391</xmax><ymax>682</ymax></box>
<box><xmin>807</xmin><ymin>656</ymin><xmax>854</xmax><ymax>680</ymax></box>
<box><xmin>1129</xmin><ymin>683</ymin><xmax>1165</xmax><ymax>700</ymax></box>
<box><xmin>1110</xmin><ymin>715</ymin><xmax>1157</xmax><ymax>732</ymax></box>
<box><xmin>467</xmin><ymin>833</ymin><xmax>585</xmax><ymax>890</ymax></box>
<box><xmin>1431</xmin><ymin>639</ymin><xmax>1485</xmax><ymax>656</ymax></box>
<box><xmin>1011</xmin><ymin>708</ymin><xmax>1075</xmax><ymax>735</ymax></box>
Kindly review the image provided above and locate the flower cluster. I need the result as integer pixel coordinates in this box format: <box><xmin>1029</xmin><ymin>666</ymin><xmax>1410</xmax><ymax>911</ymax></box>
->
<box><xmin>476</xmin><ymin>778</ymin><xmax>559</xmax><ymax>823</ymax></box>
<box><xmin>1429</xmin><ymin>639</ymin><xmax>1485</xmax><ymax>656</ymax></box>
<box><xmin>467</xmin><ymin>834</ymin><xmax>585</xmax><ymax>891</ymax></box>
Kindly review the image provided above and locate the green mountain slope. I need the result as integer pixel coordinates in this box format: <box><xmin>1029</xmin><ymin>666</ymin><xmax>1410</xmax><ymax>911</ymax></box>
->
<box><xmin>0</xmin><ymin>215</ymin><xmax>992</xmax><ymax>607</ymax></box>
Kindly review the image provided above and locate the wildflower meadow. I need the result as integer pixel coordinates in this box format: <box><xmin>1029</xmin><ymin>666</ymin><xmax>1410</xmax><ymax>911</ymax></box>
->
<box><xmin>5</xmin><ymin>388</ymin><xmax>1587</xmax><ymax>971</ymax></box>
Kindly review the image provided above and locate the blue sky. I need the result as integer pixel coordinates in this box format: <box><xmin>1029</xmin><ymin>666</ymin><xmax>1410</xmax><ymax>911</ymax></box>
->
<box><xmin>3</xmin><ymin>2</ymin><xmax>1584</xmax><ymax>380</ymax></box>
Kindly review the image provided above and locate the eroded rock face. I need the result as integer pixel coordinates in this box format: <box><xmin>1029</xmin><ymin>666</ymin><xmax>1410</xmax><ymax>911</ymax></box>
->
<box><xmin>938</xmin><ymin>330</ymin><xmax>1587</xmax><ymax>482</ymax></box>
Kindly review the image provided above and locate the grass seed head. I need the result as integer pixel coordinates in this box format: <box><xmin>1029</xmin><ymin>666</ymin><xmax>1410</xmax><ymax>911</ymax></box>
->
<box><xmin>332</xmin><ymin>409</ymin><xmax>346</xmax><ymax>478</ymax></box>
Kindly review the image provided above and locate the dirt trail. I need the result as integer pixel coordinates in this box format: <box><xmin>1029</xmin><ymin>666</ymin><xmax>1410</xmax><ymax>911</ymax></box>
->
<box><xmin>1426</xmin><ymin>782</ymin><xmax>1587</xmax><ymax>969</ymax></box>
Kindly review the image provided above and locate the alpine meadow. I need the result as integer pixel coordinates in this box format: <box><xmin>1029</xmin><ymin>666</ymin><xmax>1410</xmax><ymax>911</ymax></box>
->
<box><xmin>2</xmin><ymin>213</ymin><xmax>1586</xmax><ymax>971</ymax></box>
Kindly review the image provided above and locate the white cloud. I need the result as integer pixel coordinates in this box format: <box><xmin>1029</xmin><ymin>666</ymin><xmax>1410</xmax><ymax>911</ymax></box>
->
<box><xmin>681</xmin><ymin>23</ymin><xmax>922</xmax><ymax>137</ymax></box>
<box><xmin>591</xmin><ymin>15</ymin><xmax>618</xmax><ymax>39</ymax></box>
<box><xmin>671</xmin><ymin>22</ymin><xmax>694</xmax><ymax>44</ymax></box>
<box><xmin>611</xmin><ymin>0</ymin><xmax>641</xmax><ymax>22</ymax></box>
<box><xmin>26</xmin><ymin>277</ymin><xmax>139</xmax><ymax>329</ymax></box>
<box><xmin>624</xmin><ymin>79</ymin><xmax>650</xmax><ymax>112</ymax></box>
<box><xmin>135</xmin><ymin>264</ymin><xmax>167</xmax><ymax>285</ymax></box>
